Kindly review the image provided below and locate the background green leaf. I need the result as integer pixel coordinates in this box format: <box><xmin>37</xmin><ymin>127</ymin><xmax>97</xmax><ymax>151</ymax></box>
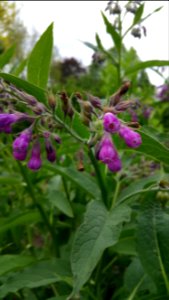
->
<box><xmin>133</xmin><ymin>4</ymin><xmax>145</xmax><ymax>25</ymax></box>
<box><xmin>135</xmin><ymin>129</ymin><xmax>169</xmax><ymax>166</ymax></box>
<box><xmin>71</xmin><ymin>112</ymin><xmax>90</xmax><ymax>139</ymax></box>
<box><xmin>136</xmin><ymin>194</ymin><xmax>169</xmax><ymax>294</ymax></box>
<box><xmin>27</xmin><ymin>23</ymin><xmax>53</xmax><ymax>89</ymax></box>
<box><xmin>0</xmin><ymin>255</ymin><xmax>35</xmax><ymax>276</ymax></box>
<box><xmin>47</xmin><ymin>177</ymin><xmax>73</xmax><ymax>217</ymax></box>
<box><xmin>0</xmin><ymin>45</ymin><xmax>16</xmax><ymax>69</ymax></box>
<box><xmin>125</xmin><ymin>60</ymin><xmax>169</xmax><ymax>75</ymax></box>
<box><xmin>101</xmin><ymin>12</ymin><xmax>121</xmax><ymax>53</ymax></box>
<box><xmin>44</xmin><ymin>165</ymin><xmax>101</xmax><ymax>200</ymax></box>
<box><xmin>0</xmin><ymin>259</ymin><xmax>72</xmax><ymax>298</ymax></box>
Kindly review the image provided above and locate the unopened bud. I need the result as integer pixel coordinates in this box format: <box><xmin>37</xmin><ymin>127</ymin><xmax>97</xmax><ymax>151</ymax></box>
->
<box><xmin>59</xmin><ymin>91</ymin><xmax>74</xmax><ymax>118</ymax></box>
<box><xmin>86</xmin><ymin>93</ymin><xmax>102</xmax><ymax>110</ymax></box>
<box><xmin>115</xmin><ymin>100</ymin><xmax>134</xmax><ymax>112</ymax></box>
<box><xmin>131</xmin><ymin>27</ymin><xmax>141</xmax><ymax>39</ymax></box>
<box><xmin>110</xmin><ymin>3</ymin><xmax>121</xmax><ymax>14</ymax></box>
<box><xmin>48</xmin><ymin>94</ymin><xmax>56</xmax><ymax>110</ymax></box>
<box><xmin>32</xmin><ymin>102</ymin><xmax>46</xmax><ymax>115</ymax></box>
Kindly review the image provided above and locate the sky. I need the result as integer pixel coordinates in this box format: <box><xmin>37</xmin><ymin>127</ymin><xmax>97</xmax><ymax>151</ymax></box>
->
<box><xmin>16</xmin><ymin>1</ymin><xmax>169</xmax><ymax>86</ymax></box>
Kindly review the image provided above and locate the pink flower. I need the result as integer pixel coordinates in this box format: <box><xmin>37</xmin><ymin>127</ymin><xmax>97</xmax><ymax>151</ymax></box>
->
<box><xmin>119</xmin><ymin>126</ymin><xmax>142</xmax><ymax>148</ymax></box>
<box><xmin>103</xmin><ymin>112</ymin><xmax>121</xmax><ymax>133</ymax></box>
<box><xmin>27</xmin><ymin>140</ymin><xmax>42</xmax><ymax>171</ymax></box>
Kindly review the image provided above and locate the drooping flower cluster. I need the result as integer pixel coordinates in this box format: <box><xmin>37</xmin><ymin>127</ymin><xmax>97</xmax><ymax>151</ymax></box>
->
<box><xmin>0</xmin><ymin>110</ymin><xmax>59</xmax><ymax>171</ymax></box>
<box><xmin>0</xmin><ymin>78</ymin><xmax>142</xmax><ymax>174</ymax></box>
<box><xmin>12</xmin><ymin>127</ymin><xmax>59</xmax><ymax>171</ymax></box>
<box><xmin>97</xmin><ymin>112</ymin><xmax>142</xmax><ymax>172</ymax></box>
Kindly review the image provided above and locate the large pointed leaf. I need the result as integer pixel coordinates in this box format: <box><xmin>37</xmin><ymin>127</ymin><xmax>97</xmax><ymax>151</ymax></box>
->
<box><xmin>136</xmin><ymin>194</ymin><xmax>169</xmax><ymax>294</ymax></box>
<box><xmin>0</xmin><ymin>255</ymin><xmax>35</xmax><ymax>276</ymax></box>
<box><xmin>117</xmin><ymin>173</ymin><xmax>162</xmax><ymax>204</ymax></box>
<box><xmin>0</xmin><ymin>259</ymin><xmax>72</xmax><ymax>298</ymax></box>
<box><xmin>101</xmin><ymin>12</ymin><xmax>121</xmax><ymax>53</ymax></box>
<box><xmin>47</xmin><ymin>177</ymin><xmax>73</xmax><ymax>218</ymax></box>
<box><xmin>0</xmin><ymin>210</ymin><xmax>41</xmax><ymax>234</ymax></box>
<box><xmin>44</xmin><ymin>165</ymin><xmax>101</xmax><ymax>200</ymax></box>
<box><xmin>133</xmin><ymin>4</ymin><xmax>144</xmax><ymax>25</ymax></box>
<box><xmin>135</xmin><ymin>129</ymin><xmax>169</xmax><ymax>166</ymax></box>
<box><xmin>0</xmin><ymin>73</ymin><xmax>47</xmax><ymax>103</ymax></box>
<box><xmin>27</xmin><ymin>23</ymin><xmax>53</xmax><ymax>89</ymax></box>
<box><xmin>71</xmin><ymin>201</ymin><xmax>131</xmax><ymax>295</ymax></box>
<box><xmin>125</xmin><ymin>60</ymin><xmax>169</xmax><ymax>75</ymax></box>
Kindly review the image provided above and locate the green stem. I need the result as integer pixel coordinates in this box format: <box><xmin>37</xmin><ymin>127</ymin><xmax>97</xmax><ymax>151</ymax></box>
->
<box><xmin>53</xmin><ymin>114</ymin><xmax>86</xmax><ymax>144</ymax></box>
<box><xmin>88</xmin><ymin>148</ymin><xmax>108</xmax><ymax>206</ymax></box>
<box><xmin>111</xmin><ymin>179</ymin><xmax>120</xmax><ymax>209</ymax></box>
<box><xmin>18</xmin><ymin>163</ymin><xmax>59</xmax><ymax>257</ymax></box>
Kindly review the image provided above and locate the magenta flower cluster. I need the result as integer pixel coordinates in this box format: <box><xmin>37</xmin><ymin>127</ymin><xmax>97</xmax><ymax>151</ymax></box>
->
<box><xmin>97</xmin><ymin>112</ymin><xmax>142</xmax><ymax>172</ymax></box>
<box><xmin>0</xmin><ymin>113</ymin><xmax>59</xmax><ymax>171</ymax></box>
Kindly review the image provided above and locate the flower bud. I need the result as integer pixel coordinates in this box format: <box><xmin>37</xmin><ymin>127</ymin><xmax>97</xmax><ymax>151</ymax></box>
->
<box><xmin>103</xmin><ymin>112</ymin><xmax>121</xmax><ymax>133</ymax></box>
<box><xmin>45</xmin><ymin>138</ymin><xmax>56</xmax><ymax>163</ymax></box>
<box><xmin>108</xmin><ymin>156</ymin><xmax>122</xmax><ymax>172</ymax></box>
<box><xmin>28</xmin><ymin>140</ymin><xmax>42</xmax><ymax>171</ymax></box>
<box><xmin>86</xmin><ymin>93</ymin><xmax>102</xmax><ymax>110</ymax></box>
<box><xmin>48</xmin><ymin>93</ymin><xmax>56</xmax><ymax>110</ymax></box>
<box><xmin>131</xmin><ymin>27</ymin><xmax>141</xmax><ymax>39</ymax></box>
<box><xmin>119</xmin><ymin>126</ymin><xmax>142</xmax><ymax>148</ymax></box>
<box><xmin>98</xmin><ymin>135</ymin><xmax>117</xmax><ymax>164</ymax></box>
<box><xmin>0</xmin><ymin>113</ymin><xmax>20</xmax><ymax>133</ymax></box>
<box><xmin>13</xmin><ymin>128</ymin><xmax>32</xmax><ymax>161</ymax></box>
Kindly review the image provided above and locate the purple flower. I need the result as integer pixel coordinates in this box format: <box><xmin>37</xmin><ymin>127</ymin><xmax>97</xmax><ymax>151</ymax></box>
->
<box><xmin>0</xmin><ymin>112</ymin><xmax>32</xmax><ymax>133</ymax></box>
<box><xmin>0</xmin><ymin>113</ymin><xmax>19</xmax><ymax>133</ymax></box>
<box><xmin>13</xmin><ymin>128</ymin><xmax>32</xmax><ymax>161</ymax></box>
<box><xmin>45</xmin><ymin>138</ymin><xmax>56</xmax><ymax>163</ymax></box>
<box><xmin>108</xmin><ymin>156</ymin><xmax>122</xmax><ymax>172</ymax></box>
<box><xmin>157</xmin><ymin>84</ymin><xmax>169</xmax><ymax>102</ymax></box>
<box><xmin>98</xmin><ymin>135</ymin><xmax>117</xmax><ymax>164</ymax></box>
<box><xmin>103</xmin><ymin>112</ymin><xmax>121</xmax><ymax>133</ymax></box>
<box><xmin>119</xmin><ymin>126</ymin><xmax>142</xmax><ymax>148</ymax></box>
<box><xmin>27</xmin><ymin>140</ymin><xmax>42</xmax><ymax>171</ymax></box>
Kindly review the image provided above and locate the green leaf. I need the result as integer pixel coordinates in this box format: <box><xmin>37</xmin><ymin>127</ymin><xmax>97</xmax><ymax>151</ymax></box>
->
<box><xmin>72</xmin><ymin>112</ymin><xmax>90</xmax><ymax>139</ymax></box>
<box><xmin>133</xmin><ymin>4</ymin><xmax>144</xmax><ymax>25</ymax></box>
<box><xmin>0</xmin><ymin>73</ymin><xmax>47</xmax><ymax>104</ymax></box>
<box><xmin>135</xmin><ymin>129</ymin><xmax>169</xmax><ymax>166</ymax></box>
<box><xmin>11</xmin><ymin>58</ymin><xmax>27</xmax><ymax>76</ymax></box>
<box><xmin>0</xmin><ymin>211</ymin><xmax>41</xmax><ymax>234</ymax></box>
<box><xmin>71</xmin><ymin>201</ymin><xmax>131</xmax><ymax>295</ymax></box>
<box><xmin>125</xmin><ymin>60</ymin><xmax>169</xmax><ymax>75</ymax></box>
<box><xmin>44</xmin><ymin>165</ymin><xmax>101</xmax><ymax>200</ymax></box>
<box><xmin>0</xmin><ymin>259</ymin><xmax>72</xmax><ymax>298</ymax></box>
<box><xmin>0</xmin><ymin>175</ymin><xmax>21</xmax><ymax>185</ymax></box>
<box><xmin>0</xmin><ymin>45</ymin><xmax>16</xmax><ymax>69</ymax></box>
<box><xmin>95</xmin><ymin>33</ymin><xmax>105</xmax><ymax>52</ymax></box>
<box><xmin>27</xmin><ymin>23</ymin><xmax>53</xmax><ymax>89</ymax></box>
<box><xmin>47</xmin><ymin>177</ymin><xmax>73</xmax><ymax>218</ymax></box>
<box><xmin>83</xmin><ymin>41</ymin><xmax>98</xmax><ymax>52</ymax></box>
<box><xmin>117</xmin><ymin>174</ymin><xmax>162</xmax><ymax>204</ymax></box>
<box><xmin>0</xmin><ymin>255</ymin><xmax>35</xmax><ymax>276</ymax></box>
<box><xmin>124</xmin><ymin>258</ymin><xmax>156</xmax><ymax>300</ymax></box>
<box><xmin>136</xmin><ymin>194</ymin><xmax>169</xmax><ymax>294</ymax></box>
<box><xmin>101</xmin><ymin>12</ymin><xmax>121</xmax><ymax>53</ymax></box>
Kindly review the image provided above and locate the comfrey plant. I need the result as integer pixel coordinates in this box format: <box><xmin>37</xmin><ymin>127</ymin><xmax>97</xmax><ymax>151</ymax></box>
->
<box><xmin>0</xmin><ymin>3</ymin><xmax>169</xmax><ymax>299</ymax></box>
<box><xmin>0</xmin><ymin>79</ymin><xmax>142</xmax><ymax>172</ymax></box>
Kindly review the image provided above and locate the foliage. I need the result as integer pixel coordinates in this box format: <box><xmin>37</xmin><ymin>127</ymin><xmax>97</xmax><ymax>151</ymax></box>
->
<box><xmin>0</xmin><ymin>1</ymin><xmax>169</xmax><ymax>300</ymax></box>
